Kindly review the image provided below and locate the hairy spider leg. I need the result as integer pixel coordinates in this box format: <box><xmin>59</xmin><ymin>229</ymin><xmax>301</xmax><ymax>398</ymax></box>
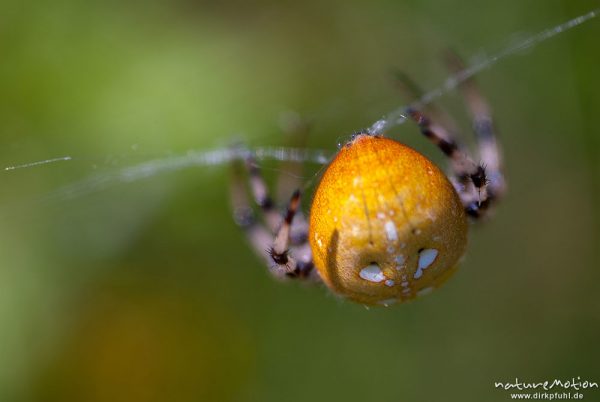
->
<box><xmin>230</xmin><ymin>144</ymin><xmax>315</xmax><ymax>280</ymax></box>
<box><xmin>444</xmin><ymin>51</ymin><xmax>506</xmax><ymax>218</ymax></box>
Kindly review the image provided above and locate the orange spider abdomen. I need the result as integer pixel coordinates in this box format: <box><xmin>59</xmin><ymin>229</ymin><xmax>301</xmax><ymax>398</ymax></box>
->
<box><xmin>309</xmin><ymin>134</ymin><xmax>468</xmax><ymax>306</ymax></box>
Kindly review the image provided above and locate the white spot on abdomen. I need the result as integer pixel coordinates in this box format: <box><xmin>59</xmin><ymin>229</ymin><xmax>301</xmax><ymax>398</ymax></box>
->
<box><xmin>413</xmin><ymin>249</ymin><xmax>439</xmax><ymax>279</ymax></box>
<box><xmin>385</xmin><ymin>221</ymin><xmax>398</xmax><ymax>241</ymax></box>
<box><xmin>385</xmin><ymin>279</ymin><xmax>395</xmax><ymax>287</ymax></box>
<box><xmin>419</xmin><ymin>249</ymin><xmax>438</xmax><ymax>269</ymax></box>
<box><xmin>359</xmin><ymin>264</ymin><xmax>386</xmax><ymax>283</ymax></box>
<box><xmin>314</xmin><ymin>233</ymin><xmax>323</xmax><ymax>249</ymax></box>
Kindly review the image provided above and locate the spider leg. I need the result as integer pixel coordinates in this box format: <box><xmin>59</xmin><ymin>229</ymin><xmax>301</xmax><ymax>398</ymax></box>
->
<box><xmin>405</xmin><ymin>107</ymin><xmax>484</xmax><ymax>207</ymax></box>
<box><xmin>244</xmin><ymin>154</ymin><xmax>282</xmax><ymax>233</ymax></box>
<box><xmin>230</xmin><ymin>161</ymin><xmax>276</xmax><ymax>267</ymax></box>
<box><xmin>230</xmin><ymin>154</ymin><xmax>316</xmax><ymax>281</ymax></box>
<box><xmin>394</xmin><ymin>70</ymin><xmax>481</xmax><ymax>184</ymax></box>
<box><xmin>444</xmin><ymin>51</ymin><xmax>506</xmax><ymax>218</ymax></box>
<box><xmin>275</xmin><ymin>112</ymin><xmax>311</xmax><ymax>203</ymax></box>
<box><xmin>397</xmin><ymin>64</ymin><xmax>498</xmax><ymax>219</ymax></box>
<box><xmin>393</xmin><ymin>69</ymin><xmax>460</xmax><ymax>142</ymax></box>
<box><xmin>270</xmin><ymin>190</ymin><xmax>315</xmax><ymax>278</ymax></box>
<box><xmin>275</xmin><ymin>112</ymin><xmax>312</xmax><ymax>247</ymax></box>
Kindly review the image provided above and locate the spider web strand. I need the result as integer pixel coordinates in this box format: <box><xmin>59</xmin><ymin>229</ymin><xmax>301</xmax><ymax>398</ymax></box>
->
<box><xmin>368</xmin><ymin>8</ymin><xmax>599</xmax><ymax>134</ymax></box>
<box><xmin>44</xmin><ymin>146</ymin><xmax>333</xmax><ymax>201</ymax></box>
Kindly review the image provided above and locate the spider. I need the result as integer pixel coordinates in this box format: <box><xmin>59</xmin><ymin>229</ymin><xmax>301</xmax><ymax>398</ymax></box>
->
<box><xmin>229</xmin><ymin>54</ymin><xmax>506</xmax><ymax>306</ymax></box>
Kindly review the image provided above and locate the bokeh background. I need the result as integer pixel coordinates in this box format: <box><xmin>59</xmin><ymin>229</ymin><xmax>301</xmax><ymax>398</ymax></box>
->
<box><xmin>1</xmin><ymin>1</ymin><xmax>599</xmax><ymax>401</ymax></box>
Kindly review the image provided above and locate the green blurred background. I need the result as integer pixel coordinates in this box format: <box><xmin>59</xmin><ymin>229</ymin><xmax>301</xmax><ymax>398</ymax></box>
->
<box><xmin>1</xmin><ymin>1</ymin><xmax>599</xmax><ymax>401</ymax></box>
